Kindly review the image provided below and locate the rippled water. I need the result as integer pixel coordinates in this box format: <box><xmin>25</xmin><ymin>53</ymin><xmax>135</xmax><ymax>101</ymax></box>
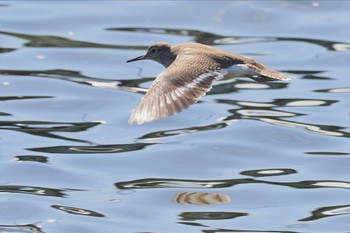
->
<box><xmin>1</xmin><ymin>1</ymin><xmax>350</xmax><ymax>233</ymax></box>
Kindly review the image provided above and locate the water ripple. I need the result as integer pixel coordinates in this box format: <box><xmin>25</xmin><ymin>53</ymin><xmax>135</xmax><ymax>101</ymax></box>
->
<box><xmin>179</xmin><ymin>211</ymin><xmax>246</xmax><ymax>221</ymax></box>
<box><xmin>108</xmin><ymin>27</ymin><xmax>350</xmax><ymax>51</ymax></box>
<box><xmin>1</xmin><ymin>27</ymin><xmax>349</xmax><ymax>54</ymax></box>
<box><xmin>51</xmin><ymin>205</ymin><xmax>104</xmax><ymax>218</ymax></box>
<box><xmin>0</xmin><ymin>185</ymin><xmax>79</xmax><ymax>197</ymax></box>
<box><xmin>115</xmin><ymin>177</ymin><xmax>350</xmax><ymax>190</ymax></box>
<box><xmin>299</xmin><ymin>204</ymin><xmax>350</xmax><ymax>221</ymax></box>
<box><xmin>0</xmin><ymin>224</ymin><xmax>44</xmax><ymax>233</ymax></box>
<box><xmin>29</xmin><ymin>142</ymin><xmax>155</xmax><ymax>154</ymax></box>
<box><xmin>139</xmin><ymin>122</ymin><xmax>228</xmax><ymax>140</ymax></box>
<box><xmin>0</xmin><ymin>120</ymin><xmax>101</xmax><ymax>143</ymax></box>
<box><xmin>0</xmin><ymin>68</ymin><xmax>152</xmax><ymax>94</ymax></box>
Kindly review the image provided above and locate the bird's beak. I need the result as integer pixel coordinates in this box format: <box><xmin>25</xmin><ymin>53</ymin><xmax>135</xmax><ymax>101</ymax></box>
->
<box><xmin>126</xmin><ymin>55</ymin><xmax>146</xmax><ymax>63</ymax></box>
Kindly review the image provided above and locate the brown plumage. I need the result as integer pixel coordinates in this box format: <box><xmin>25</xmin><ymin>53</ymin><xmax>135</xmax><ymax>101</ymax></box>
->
<box><xmin>127</xmin><ymin>42</ymin><xmax>289</xmax><ymax>124</ymax></box>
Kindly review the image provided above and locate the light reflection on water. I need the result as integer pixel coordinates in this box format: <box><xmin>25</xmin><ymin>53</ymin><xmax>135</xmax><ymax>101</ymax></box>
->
<box><xmin>1</xmin><ymin>1</ymin><xmax>350</xmax><ymax>233</ymax></box>
<box><xmin>115</xmin><ymin>177</ymin><xmax>350</xmax><ymax>190</ymax></box>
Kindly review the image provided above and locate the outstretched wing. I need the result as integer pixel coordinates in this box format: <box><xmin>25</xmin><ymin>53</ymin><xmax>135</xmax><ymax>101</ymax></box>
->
<box><xmin>129</xmin><ymin>57</ymin><xmax>225</xmax><ymax>125</ymax></box>
<box><xmin>245</xmin><ymin>60</ymin><xmax>290</xmax><ymax>82</ymax></box>
<box><xmin>221</xmin><ymin>52</ymin><xmax>290</xmax><ymax>82</ymax></box>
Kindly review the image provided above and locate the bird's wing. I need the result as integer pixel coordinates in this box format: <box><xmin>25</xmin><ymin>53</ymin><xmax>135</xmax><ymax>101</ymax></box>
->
<box><xmin>245</xmin><ymin>60</ymin><xmax>290</xmax><ymax>82</ymax></box>
<box><xmin>128</xmin><ymin>56</ymin><xmax>225</xmax><ymax>125</ymax></box>
<box><xmin>223</xmin><ymin>52</ymin><xmax>290</xmax><ymax>82</ymax></box>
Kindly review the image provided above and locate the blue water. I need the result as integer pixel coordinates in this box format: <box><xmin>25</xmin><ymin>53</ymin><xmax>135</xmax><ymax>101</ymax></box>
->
<box><xmin>1</xmin><ymin>1</ymin><xmax>350</xmax><ymax>233</ymax></box>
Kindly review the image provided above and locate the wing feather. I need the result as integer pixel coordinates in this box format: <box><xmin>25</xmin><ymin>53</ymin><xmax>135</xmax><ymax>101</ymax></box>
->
<box><xmin>129</xmin><ymin>58</ymin><xmax>224</xmax><ymax>124</ymax></box>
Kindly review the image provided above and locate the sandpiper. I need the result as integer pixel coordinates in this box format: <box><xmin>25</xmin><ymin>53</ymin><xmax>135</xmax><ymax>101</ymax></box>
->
<box><xmin>127</xmin><ymin>42</ymin><xmax>289</xmax><ymax>125</ymax></box>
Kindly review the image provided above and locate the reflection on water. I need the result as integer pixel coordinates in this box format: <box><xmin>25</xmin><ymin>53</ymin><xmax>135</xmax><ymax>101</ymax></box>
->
<box><xmin>0</xmin><ymin>68</ymin><xmax>152</xmax><ymax>94</ymax></box>
<box><xmin>179</xmin><ymin>211</ymin><xmax>246</xmax><ymax>221</ymax></box>
<box><xmin>241</xmin><ymin>168</ymin><xmax>297</xmax><ymax>177</ymax></box>
<box><xmin>2</xmin><ymin>68</ymin><xmax>346</xmax><ymax>150</ymax></box>
<box><xmin>300</xmin><ymin>204</ymin><xmax>350</xmax><ymax>222</ymax></box>
<box><xmin>0</xmin><ymin>120</ymin><xmax>101</xmax><ymax>143</ymax></box>
<box><xmin>115</xmin><ymin>176</ymin><xmax>350</xmax><ymax>190</ymax></box>
<box><xmin>258</xmin><ymin>118</ymin><xmax>348</xmax><ymax>137</ymax></box>
<box><xmin>29</xmin><ymin>142</ymin><xmax>155</xmax><ymax>154</ymax></box>
<box><xmin>1</xmin><ymin>29</ymin><xmax>348</xmax><ymax>143</ymax></box>
<box><xmin>218</xmin><ymin>98</ymin><xmax>349</xmax><ymax>138</ymax></box>
<box><xmin>0</xmin><ymin>30</ymin><xmax>143</xmax><ymax>50</ymax></box>
<box><xmin>305</xmin><ymin>151</ymin><xmax>350</xmax><ymax>156</ymax></box>
<box><xmin>0</xmin><ymin>95</ymin><xmax>53</xmax><ymax>102</ymax></box>
<box><xmin>15</xmin><ymin>155</ymin><xmax>48</xmax><ymax>163</ymax></box>
<box><xmin>108</xmin><ymin>27</ymin><xmax>350</xmax><ymax>52</ymax></box>
<box><xmin>316</xmin><ymin>87</ymin><xmax>350</xmax><ymax>93</ymax></box>
<box><xmin>0</xmin><ymin>224</ymin><xmax>44</xmax><ymax>233</ymax></box>
<box><xmin>139</xmin><ymin>122</ymin><xmax>228</xmax><ymax>140</ymax></box>
<box><xmin>3</xmin><ymin>27</ymin><xmax>350</xmax><ymax>52</ymax></box>
<box><xmin>173</xmin><ymin>192</ymin><xmax>231</xmax><ymax>205</ymax></box>
<box><xmin>0</xmin><ymin>185</ymin><xmax>74</xmax><ymax>197</ymax></box>
<box><xmin>0</xmin><ymin>48</ymin><xmax>16</xmax><ymax>54</ymax></box>
<box><xmin>1</xmin><ymin>2</ymin><xmax>350</xmax><ymax>232</ymax></box>
<box><xmin>52</xmin><ymin>205</ymin><xmax>104</xmax><ymax>218</ymax></box>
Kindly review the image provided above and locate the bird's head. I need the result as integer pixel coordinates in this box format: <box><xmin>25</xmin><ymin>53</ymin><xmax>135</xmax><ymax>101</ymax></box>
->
<box><xmin>127</xmin><ymin>42</ymin><xmax>176</xmax><ymax>68</ymax></box>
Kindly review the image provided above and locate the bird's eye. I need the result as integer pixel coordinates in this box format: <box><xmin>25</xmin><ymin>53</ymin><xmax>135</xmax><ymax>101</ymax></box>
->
<box><xmin>150</xmin><ymin>48</ymin><xmax>158</xmax><ymax>54</ymax></box>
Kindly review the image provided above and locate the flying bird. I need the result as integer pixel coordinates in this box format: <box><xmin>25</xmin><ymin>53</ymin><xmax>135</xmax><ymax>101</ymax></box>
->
<box><xmin>127</xmin><ymin>42</ymin><xmax>289</xmax><ymax>124</ymax></box>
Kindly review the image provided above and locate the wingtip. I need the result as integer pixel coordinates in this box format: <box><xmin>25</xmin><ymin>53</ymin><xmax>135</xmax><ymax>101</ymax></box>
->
<box><xmin>128</xmin><ymin>119</ymin><xmax>137</xmax><ymax>125</ymax></box>
<box><xmin>128</xmin><ymin>119</ymin><xmax>146</xmax><ymax>125</ymax></box>
<box><xmin>128</xmin><ymin>109</ymin><xmax>152</xmax><ymax>125</ymax></box>
<box><xmin>283</xmin><ymin>74</ymin><xmax>295</xmax><ymax>81</ymax></box>
<box><xmin>128</xmin><ymin>114</ymin><xmax>144</xmax><ymax>125</ymax></box>
<box><xmin>276</xmin><ymin>71</ymin><xmax>293</xmax><ymax>81</ymax></box>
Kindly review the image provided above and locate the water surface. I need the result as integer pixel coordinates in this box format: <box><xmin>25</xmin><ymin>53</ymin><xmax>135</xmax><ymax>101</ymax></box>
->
<box><xmin>1</xmin><ymin>1</ymin><xmax>350</xmax><ymax>233</ymax></box>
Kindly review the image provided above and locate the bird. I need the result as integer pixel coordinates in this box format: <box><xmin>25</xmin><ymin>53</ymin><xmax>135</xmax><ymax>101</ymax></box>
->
<box><xmin>126</xmin><ymin>42</ymin><xmax>289</xmax><ymax>125</ymax></box>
